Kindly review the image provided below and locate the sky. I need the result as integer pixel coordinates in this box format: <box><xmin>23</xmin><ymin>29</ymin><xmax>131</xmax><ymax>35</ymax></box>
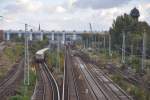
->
<box><xmin>0</xmin><ymin>0</ymin><xmax>150</xmax><ymax>31</ymax></box>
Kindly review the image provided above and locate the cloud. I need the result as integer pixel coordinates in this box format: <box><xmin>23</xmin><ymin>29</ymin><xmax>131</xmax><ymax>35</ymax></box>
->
<box><xmin>0</xmin><ymin>0</ymin><xmax>150</xmax><ymax>31</ymax></box>
<box><xmin>4</xmin><ymin>3</ymin><xmax>24</xmax><ymax>14</ymax></box>
<box><xmin>138</xmin><ymin>2</ymin><xmax>150</xmax><ymax>24</ymax></box>
<box><xmin>73</xmin><ymin>0</ymin><xmax>131</xmax><ymax>9</ymax></box>
<box><xmin>46</xmin><ymin>6</ymin><xmax>66</xmax><ymax>13</ymax></box>
<box><xmin>56</xmin><ymin>6</ymin><xmax>66</xmax><ymax>13</ymax></box>
<box><xmin>16</xmin><ymin>0</ymin><xmax>43</xmax><ymax>12</ymax></box>
<box><xmin>2</xmin><ymin>0</ymin><xmax>44</xmax><ymax>15</ymax></box>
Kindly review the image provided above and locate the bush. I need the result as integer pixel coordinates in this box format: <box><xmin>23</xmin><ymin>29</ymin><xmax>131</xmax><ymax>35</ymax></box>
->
<box><xmin>127</xmin><ymin>56</ymin><xmax>141</xmax><ymax>73</ymax></box>
<box><xmin>10</xmin><ymin>95</ymin><xmax>22</xmax><ymax>100</ymax></box>
<box><xmin>4</xmin><ymin>44</ymin><xmax>24</xmax><ymax>62</ymax></box>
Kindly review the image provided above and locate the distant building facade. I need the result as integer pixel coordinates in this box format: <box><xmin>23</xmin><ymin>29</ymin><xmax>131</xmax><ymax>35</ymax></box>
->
<box><xmin>0</xmin><ymin>30</ymin><xmax>4</xmax><ymax>42</ymax></box>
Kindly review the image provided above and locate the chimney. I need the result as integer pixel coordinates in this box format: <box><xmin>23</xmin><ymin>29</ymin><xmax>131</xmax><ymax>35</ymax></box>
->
<box><xmin>39</xmin><ymin>24</ymin><xmax>41</xmax><ymax>31</ymax></box>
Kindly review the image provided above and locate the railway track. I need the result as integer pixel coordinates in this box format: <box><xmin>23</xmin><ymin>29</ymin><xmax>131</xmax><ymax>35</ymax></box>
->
<box><xmin>43</xmin><ymin>63</ymin><xmax>60</xmax><ymax>100</ymax></box>
<box><xmin>77</xmin><ymin>51</ymin><xmax>149</xmax><ymax>91</ymax></box>
<box><xmin>75</xmin><ymin>57</ymin><xmax>133</xmax><ymax>100</ymax></box>
<box><xmin>63</xmin><ymin>48</ymin><xmax>79</xmax><ymax>100</ymax></box>
<box><xmin>76</xmin><ymin>57</ymin><xmax>108</xmax><ymax>100</ymax></box>
<box><xmin>88</xmin><ymin>64</ymin><xmax>133</xmax><ymax>100</ymax></box>
<box><xmin>32</xmin><ymin>63</ymin><xmax>60</xmax><ymax>100</ymax></box>
<box><xmin>31</xmin><ymin>69</ymin><xmax>45</xmax><ymax>100</ymax></box>
<box><xmin>0</xmin><ymin>60</ymin><xmax>24</xmax><ymax>98</ymax></box>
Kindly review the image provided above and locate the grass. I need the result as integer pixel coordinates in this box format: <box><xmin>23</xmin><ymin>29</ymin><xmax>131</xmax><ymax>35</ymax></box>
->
<box><xmin>46</xmin><ymin>50</ymin><xmax>64</xmax><ymax>73</ymax></box>
<box><xmin>4</xmin><ymin>43</ymin><xmax>24</xmax><ymax>63</ymax></box>
<box><xmin>10</xmin><ymin>69</ymin><xmax>36</xmax><ymax>100</ymax></box>
<box><xmin>45</xmin><ymin>49</ymin><xmax>65</xmax><ymax>90</ymax></box>
<box><xmin>2</xmin><ymin>38</ymin><xmax>48</xmax><ymax>100</ymax></box>
<box><xmin>0</xmin><ymin>43</ymin><xmax>24</xmax><ymax>79</ymax></box>
<box><xmin>111</xmin><ymin>74</ymin><xmax>150</xmax><ymax>100</ymax></box>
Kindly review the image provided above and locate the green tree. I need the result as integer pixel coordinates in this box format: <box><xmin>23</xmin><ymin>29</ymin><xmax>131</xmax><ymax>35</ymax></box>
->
<box><xmin>110</xmin><ymin>12</ymin><xmax>150</xmax><ymax>56</ymax></box>
<box><xmin>110</xmin><ymin>13</ymin><xmax>135</xmax><ymax>50</ymax></box>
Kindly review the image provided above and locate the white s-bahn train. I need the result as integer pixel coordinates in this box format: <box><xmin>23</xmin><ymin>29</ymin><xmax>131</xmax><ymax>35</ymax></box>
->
<box><xmin>35</xmin><ymin>48</ymin><xmax>49</xmax><ymax>62</ymax></box>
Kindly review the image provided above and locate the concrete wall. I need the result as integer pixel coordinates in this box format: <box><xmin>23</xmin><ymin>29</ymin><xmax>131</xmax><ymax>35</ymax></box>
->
<box><xmin>3</xmin><ymin>30</ymin><xmax>102</xmax><ymax>42</ymax></box>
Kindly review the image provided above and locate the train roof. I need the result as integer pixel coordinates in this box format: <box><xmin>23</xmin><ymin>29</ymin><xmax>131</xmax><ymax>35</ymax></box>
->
<box><xmin>36</xmin><ymin>48</ymin><xmax>49</xmax><ymax>55</ymax></box>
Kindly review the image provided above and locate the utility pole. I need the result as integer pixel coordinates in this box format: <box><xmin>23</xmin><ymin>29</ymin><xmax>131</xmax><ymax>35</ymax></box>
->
<box><xmin>24</xmin><ymin>24</ymin><xmax>30</xmax><ymax>86</ymax></box>
<box><xmin>86</xmin><ymin>35</ymin><xmax>89</xmax><ymax>48</ymax></box>
<box><xmin>57</xmin><ymin>35</ymin><xmax>60</xmax><ymax>73</ymax></box>
<box><xmin>95</xmin><ymin>33</ymin><xmax>97</xmax><ymax>49</ymax></box>
<box><xmin>141</xmin><ymin>30</ymin><xmax>146</xmax><ymax>72</ymax></box>
<box><xmin>109</xmin><ymin>33</ymin><xmax>112</xmax><ymax>57</ymax></box>
<box><xmin>89</xmin><ymin>23</ymin><xmax>93</xmax><ymax>48</ymax></box>
<box><xmin>83</xmin><ymin>38</ymin><xmax>85</xmax><ymax>49</ymax></box>
<box><xmin>103</xmin><ymin>33</ymin><xmax>106</xmax><ymax>53</ymax></box>
<box><xmin>131</xmin><ymin>44</ymin><xmax>133</xmax><ymax>59</ymax></box>
<box><xmin>89</xmin><ymin>23</ymin><xmax>93</xmax><ymax>32</ymax></box>
<box><xmin>122</xmin><ymin>31</ymin><xmax>126</xmax><ymax>64</ymax></box>
<box><xmin>49</xmin><ymin>33</ymin><xmax>51</xmax><ymax>51</ymax></box>
<box><xmin>98</xmin><ymin>34</ymin><xmax>101</xmax><ymax>50</ymax></box>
